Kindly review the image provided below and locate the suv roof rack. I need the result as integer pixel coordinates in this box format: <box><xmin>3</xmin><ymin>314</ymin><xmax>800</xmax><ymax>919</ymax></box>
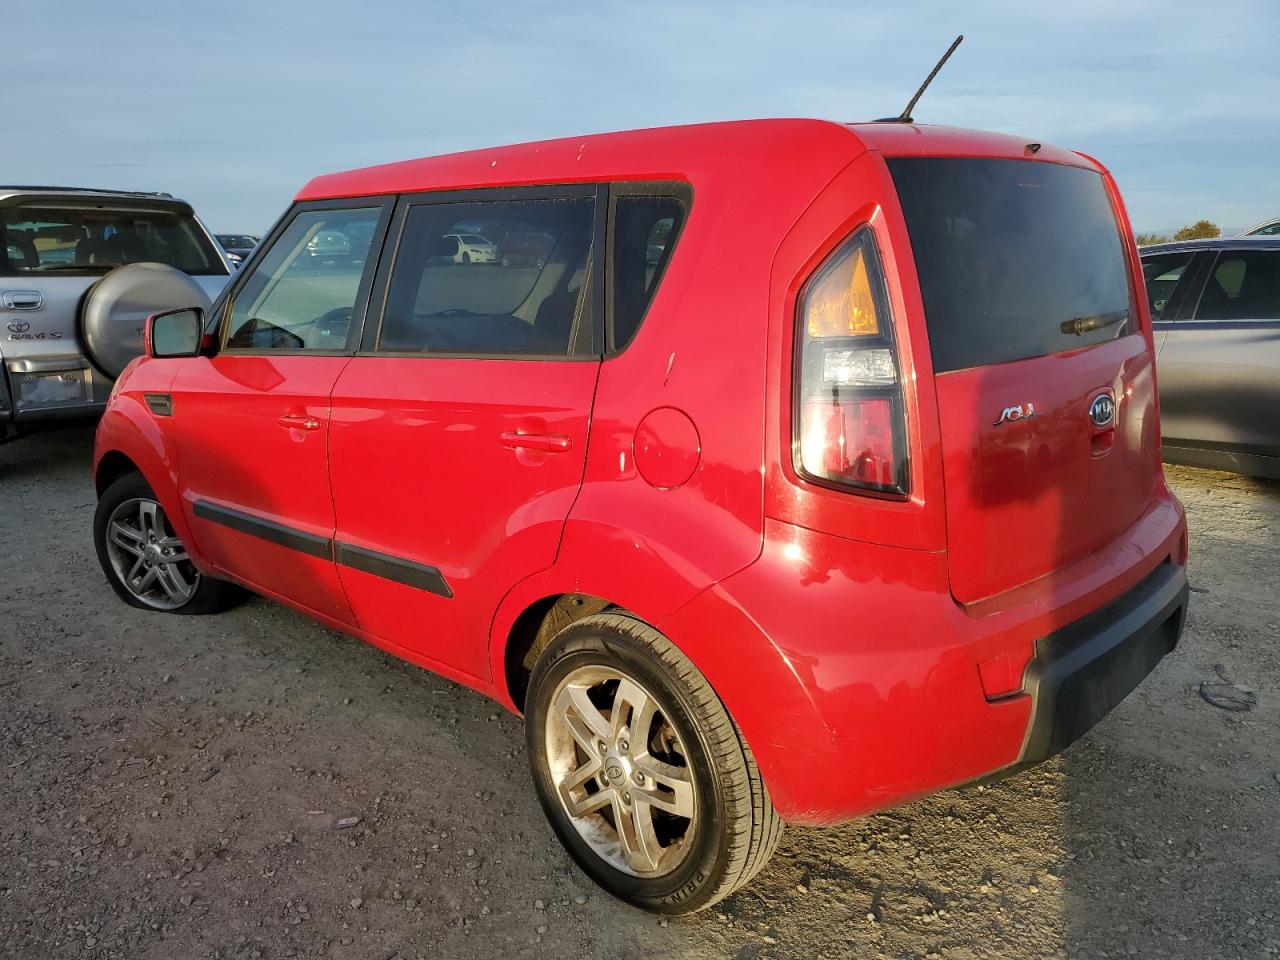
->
<box><xmin>0</xmin><ymin>185</ymin><xmax>174</xmax><ymax>198</ymax></box>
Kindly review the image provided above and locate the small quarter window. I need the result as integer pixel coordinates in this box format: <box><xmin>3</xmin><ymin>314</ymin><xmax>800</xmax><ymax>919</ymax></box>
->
<box><xmin>610</xmin><ymin>193</ymin><xmax>688</xmax><ymax>351</ymax></box>
<box><xmin>378</xmin><ymin>197</ymin><xmax>595</xmax><ymax>356</ymax></box>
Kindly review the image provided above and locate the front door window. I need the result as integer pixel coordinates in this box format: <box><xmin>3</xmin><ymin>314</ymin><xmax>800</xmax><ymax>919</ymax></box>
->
<box><xmin>225</xmin><ymin>208</ymin><xmax>382</xmax><ymax>351</ymax></box>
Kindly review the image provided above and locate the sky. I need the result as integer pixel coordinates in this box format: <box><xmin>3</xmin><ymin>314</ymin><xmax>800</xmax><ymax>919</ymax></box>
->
<box><xmin>7</xmin><ymin>0</ymin><xmax>1279</xmax><ymax>235</ymax></box>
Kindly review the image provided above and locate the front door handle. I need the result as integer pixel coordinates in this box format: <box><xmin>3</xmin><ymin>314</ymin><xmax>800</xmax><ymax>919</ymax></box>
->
<box><xmin>500</xmin><ymin>431</ymin><xmax>572</xmax><ymax>453</ymax></box>
<box><xmin>279</xmin><ymin>413</ymin><xmax>323</xmax><ymax>431</ymax></box>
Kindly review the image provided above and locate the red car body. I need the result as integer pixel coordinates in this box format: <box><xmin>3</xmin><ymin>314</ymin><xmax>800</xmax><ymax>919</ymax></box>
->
<box><xmin>94</xmin><ymin>119</ymin><xmax>1189</xmax><ymax>826</ymax></box>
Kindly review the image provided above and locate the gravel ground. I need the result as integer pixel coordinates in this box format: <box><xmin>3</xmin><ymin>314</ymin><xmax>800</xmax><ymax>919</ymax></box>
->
<box><xmin>2</xmin><ymin>425</ymin><xmax>1277</xmax><ymax>960</ymax></box>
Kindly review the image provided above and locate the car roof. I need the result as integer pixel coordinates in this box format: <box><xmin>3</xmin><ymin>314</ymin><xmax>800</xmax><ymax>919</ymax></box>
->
<box><xmin>1140</xmin><ymin>236</ymin><xmax>1280</xmax><ymax>255</ymax></box>
<box><xmin>0</xmin><ymin>185</ymin><xmax>194</xmax><ymax>215</ymax></box>
<box><xmin>297</xmin><ymin>118</ymin><xmax>1098</xmax><ymax>201</ymax></box>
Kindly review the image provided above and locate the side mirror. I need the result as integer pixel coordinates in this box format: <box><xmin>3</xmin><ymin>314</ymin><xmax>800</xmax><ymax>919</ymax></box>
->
<box><xmin>146</xmin><ymin>307</ymin><xmax>205</xmax><ymax>359</ymax></box>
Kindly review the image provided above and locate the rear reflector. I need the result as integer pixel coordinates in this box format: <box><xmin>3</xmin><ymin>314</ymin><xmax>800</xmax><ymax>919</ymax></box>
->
<box><xmin>977</xmin><ymin>651</ymin><xmax>1027</xmax><ymax>701</ymax></box>
<box><xmin>800</xmin><ymin>397</ymin><xmax>897</xmax><ymax>489</ymax></box>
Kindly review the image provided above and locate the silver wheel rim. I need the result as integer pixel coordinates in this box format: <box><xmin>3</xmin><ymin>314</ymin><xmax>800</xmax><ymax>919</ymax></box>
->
<box><xmin>545</xmin><ymin>665</ymin><xmax>697</xmax><ymax>877</ymax></box>
<box><xmin>104</xmin><ymin>497</ymin><xmax>199</xmax><ymax>610</ymax></box>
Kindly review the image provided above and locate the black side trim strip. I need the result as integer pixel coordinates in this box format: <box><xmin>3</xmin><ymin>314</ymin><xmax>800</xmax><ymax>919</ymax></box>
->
<box><xmin>192</xmin><ymin>500</ymin><xmax>454</xmax><ymax>598</ymax></box>
<box><xmin>334</xmin><ymin>541</ymin><xmax>453</xmax><ymax>599</ymax></box>
<box><xmin>193</xmin><ymin>500</ymin><xmax>333</xmax><ymax>560</ymax></box>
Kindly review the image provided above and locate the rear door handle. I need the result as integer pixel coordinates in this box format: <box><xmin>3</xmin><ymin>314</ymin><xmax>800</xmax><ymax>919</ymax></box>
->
<box><xmin>500</xmin><ymin>431</ymin><xmax>572</xmax><ymax>453</ymax></box>
<box><xmin>279</xmin><ymin>413</ymin><xmax>323</xmax><ymax>431</ymax></box>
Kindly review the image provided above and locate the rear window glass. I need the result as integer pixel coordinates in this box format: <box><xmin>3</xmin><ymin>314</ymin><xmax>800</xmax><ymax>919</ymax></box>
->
<box><xmin>0</xmin><ymin>204</ymin><xmax>225</xmax><ymax>277</ymax></box>
<box><xmin>379</xmin><ymin>197</ymin><xmax>595</xmax><ymax>356</ymax></box>
<box><xmin>888</xmin><ymin>158</ymin><xmax>1134</xmax><ymax>373</ymax></box>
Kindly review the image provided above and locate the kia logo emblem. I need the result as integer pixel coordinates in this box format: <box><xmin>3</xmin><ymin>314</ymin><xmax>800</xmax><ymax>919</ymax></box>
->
<box><xmin>6</xmin><ymin>320</ymin><xmax>29</xmax><ymax>334</ymax></box>
<box><xmin>1089</xmin><ymin>394</ymin><xmax>1115</xmax><ymax>429</ymax></box>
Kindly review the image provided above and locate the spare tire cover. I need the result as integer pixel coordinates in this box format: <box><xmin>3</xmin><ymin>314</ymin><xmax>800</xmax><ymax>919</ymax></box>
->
<box><xmin>80</xmin><ymin>263</ymin><xmax>212</xmax><ymax>380</ymax></box>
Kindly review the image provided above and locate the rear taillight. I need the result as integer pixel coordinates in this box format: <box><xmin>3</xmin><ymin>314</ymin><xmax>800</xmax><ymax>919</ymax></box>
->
<box><xmin>794</xmin><ymin>227</ymin><xmax>908</xmax><ymax>495</ymax></box>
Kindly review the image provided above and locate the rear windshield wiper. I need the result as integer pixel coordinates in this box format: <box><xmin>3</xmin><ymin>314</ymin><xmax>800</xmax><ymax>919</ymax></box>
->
<box><xmin>1060</xmin><ymin>309</ymin><xmax>1129</xmax><ymax>337</ymax></box>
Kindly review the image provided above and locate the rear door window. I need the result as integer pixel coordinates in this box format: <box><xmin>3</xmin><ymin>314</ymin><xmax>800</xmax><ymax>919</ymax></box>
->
<box><xmin>1142</xmin><ymin>252</ymin><xmax>1196</xmax><ymax>321</ymax></box>
<box><xmin>376</xmin><ymin>196</ymin><xmax>596</xmax><ymax>356</ymax></box>
<box><xmin>888</xmin><ymin>158</ymin><xmax>1134</xmax><ymax>373</ymax></box>
<box><xmin>1193</xmin><ymin>250</ymin><xmax>1280</xmax><ymax>321</ymax></box>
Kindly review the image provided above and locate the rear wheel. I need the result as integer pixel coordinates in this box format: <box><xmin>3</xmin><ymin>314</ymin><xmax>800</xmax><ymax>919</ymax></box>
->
<box><xmin>93</xmin><ymin>472</ymin><xmax>241</xmax><ymax>614</ymax></box>
<box><xmin>525</xmin><ymin>613</ymin><xmax>782</xmax><ymax>913</ymax></box>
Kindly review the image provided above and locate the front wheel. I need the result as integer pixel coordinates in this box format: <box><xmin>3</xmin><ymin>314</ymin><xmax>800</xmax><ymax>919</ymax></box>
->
<box><xmin>525</xmin><ymin>613</ymin><xmax>782</xmax><ymax>913</ymax></box>
<box><xmin>93</xmin><ymin>472</ymin><xmax>241</xmax><ymax>614</ymax></box>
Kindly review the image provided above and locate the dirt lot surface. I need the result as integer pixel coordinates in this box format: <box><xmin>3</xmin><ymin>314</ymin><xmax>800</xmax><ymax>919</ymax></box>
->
<box><xmin>2</xmin><ymin>425</ymin><xmax>1278</xmax><ymax>960</ymax></box>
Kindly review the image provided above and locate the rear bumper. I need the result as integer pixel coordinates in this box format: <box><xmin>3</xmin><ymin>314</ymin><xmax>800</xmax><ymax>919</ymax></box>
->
<box><xmin>1</xmin><ymin>355</ymin><xmax>110</xmax><ymax>423</ymax></box>
<box><xmin>664</xmin><ymin>492</ymin><xmax>1188</xmax><ymax>826</ymax></box>
<box><xmin>1015</xmin><ymin>559</ymin><xmax>1187</xmax><ymax>766</ymax></box>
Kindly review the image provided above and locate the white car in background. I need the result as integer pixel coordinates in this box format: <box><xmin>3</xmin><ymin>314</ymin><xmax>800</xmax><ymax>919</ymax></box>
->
<box><xmin>442</xmin><ymin>232</ymin><xmax>497</xmax><ymax>264</ymax></box>
<box><xmin>1239</xmin><ymin>217</ymin><xmax>1280</xmax><ymax>237</ymax></box>
<box><xmin>0</xmin><ymin>186</ymin><xmax>231</xmax><ymax>442</ymax></box>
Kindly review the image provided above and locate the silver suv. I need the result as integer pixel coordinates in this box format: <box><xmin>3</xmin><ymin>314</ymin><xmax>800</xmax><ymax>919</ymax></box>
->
<box><xmin>1</xmin><ymin>186</ymin><xmax>231</xmax><ymax>440</ymax></box>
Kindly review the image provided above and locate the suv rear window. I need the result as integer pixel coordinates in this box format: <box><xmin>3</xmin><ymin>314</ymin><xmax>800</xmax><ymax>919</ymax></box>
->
<box><xmin>0</xmin><ymin>204</ymin><xmax>224</xmax><ymax>277</ymax></box>
<box><xmin>888</xmin><ymin>158</ymin><xmax>1134</xmax><ymax>373</ymax></box>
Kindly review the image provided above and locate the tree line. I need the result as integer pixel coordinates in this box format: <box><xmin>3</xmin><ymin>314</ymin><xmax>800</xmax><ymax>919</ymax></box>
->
<box><xmin>1135</xmin><ymin>219</ymin><xmax>1220</xmax><ymax>246</ymax></box>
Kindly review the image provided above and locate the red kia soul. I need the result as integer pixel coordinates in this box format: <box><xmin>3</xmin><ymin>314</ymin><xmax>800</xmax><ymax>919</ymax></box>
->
<box><xmin>92</xmin><ymin>119</ymin><xmax>1189</xmax><ymax>913</ymax></box>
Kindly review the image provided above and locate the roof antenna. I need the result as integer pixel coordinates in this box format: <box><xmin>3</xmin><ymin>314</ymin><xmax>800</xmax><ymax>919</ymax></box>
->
<box><xmin>875</xmin><ymin>35</ymin><xmax>964</xmax><ymax>123</ymax></box>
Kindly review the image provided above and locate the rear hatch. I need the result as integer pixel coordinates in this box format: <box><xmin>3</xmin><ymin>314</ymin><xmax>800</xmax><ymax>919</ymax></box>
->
<box><xmin>1</xmin><ymin>192</ymin><xmax>229</xmax><ymax>377</ymax></box>
<box><xmin>888</xmin><ymin>157</ymin><xmax>1158</xmax><ymax>604</ymax></box>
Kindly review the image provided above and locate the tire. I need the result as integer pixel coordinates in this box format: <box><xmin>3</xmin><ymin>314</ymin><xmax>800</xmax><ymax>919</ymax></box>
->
<box><xmin>79</xmin><ymin>263</ymin><xmax>211</xmax><ymax>381</ymax></box>
<box><xmin>461</xmin><ymin>252</ymin><xmax>471</xmax><ymax>264</ymax></box>
<box><xmin>93</xmin><ymin>472</ymin><xmax>242</xmax><ymax>615</ymax></box>
<box><xmin>525</xmin><ymin>613</ymin><xmax>783</xmax><ymax>914</ymax></box>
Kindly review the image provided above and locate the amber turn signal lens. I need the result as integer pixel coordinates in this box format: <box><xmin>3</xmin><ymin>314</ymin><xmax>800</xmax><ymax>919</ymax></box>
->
<box><xmin>805</xmin><ymin>245</ymin><xmax>880</xmax><ymax>338</ymax></box>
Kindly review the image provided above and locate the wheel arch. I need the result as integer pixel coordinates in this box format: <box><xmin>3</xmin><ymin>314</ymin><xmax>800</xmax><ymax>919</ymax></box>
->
<box><xmin>501</xmin><ymin>592</ymin><xmax>618</xmax><ymax>714</ymax></box>
<box><xmin>95</xmin><ymin>449</ymin><xmax>142</xmax><ymax>496</ymax></box>
<box><xmin>93</xmin><ymin>398</ymin><xmax>201</xmax><ymax>566</ymax></box>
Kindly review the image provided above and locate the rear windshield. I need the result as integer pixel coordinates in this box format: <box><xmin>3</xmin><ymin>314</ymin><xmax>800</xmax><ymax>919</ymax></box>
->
<box><xmin>1</xmin><ymin>204</ymin><xmax>226</xmax><ymax>277</ymax></box>
<box><xmin>888</xmin><ymin>158</ymin><xmax>1134</xmax><ymax>373</ymax></box>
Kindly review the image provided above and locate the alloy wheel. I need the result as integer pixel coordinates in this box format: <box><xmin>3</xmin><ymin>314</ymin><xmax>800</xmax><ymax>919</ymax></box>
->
<box><xmin>544</xmin><ymin>665</ymin><xmax>697</xmax><ymax>877</ymax></box>
<box><xmin>104</xmin><ymin>497</ymin><xmax>199</xmax><ymax>610</ymax></box>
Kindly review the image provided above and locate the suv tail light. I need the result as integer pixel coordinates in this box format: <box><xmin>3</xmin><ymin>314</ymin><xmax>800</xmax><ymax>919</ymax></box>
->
<box><xmin>795</xmin><ymin>227</ymin><xmax>908</xmax><ymax>495</ymax></box>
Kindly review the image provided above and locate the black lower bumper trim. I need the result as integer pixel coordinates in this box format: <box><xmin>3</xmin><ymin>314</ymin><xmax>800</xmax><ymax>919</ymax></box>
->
<box><xmin>1017</xmin><ymin>560</ymin><xmax>1189</xmax><ymax>766</ymax></box>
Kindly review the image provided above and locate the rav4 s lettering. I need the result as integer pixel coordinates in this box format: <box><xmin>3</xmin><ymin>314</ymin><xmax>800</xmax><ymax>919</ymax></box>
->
<box><xmin>92</xmin><ymin>119</ymin><xmax>1190</xmax><ymax>914</ymax></box>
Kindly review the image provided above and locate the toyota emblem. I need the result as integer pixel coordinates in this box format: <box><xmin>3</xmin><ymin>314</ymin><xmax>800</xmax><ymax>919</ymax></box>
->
<box><xmin>1089</xmin><ymin>393</ymin><xmax>1115</xmax><ymax>429</ymax></box>
<box><xmin>6</xmin><ymin>320</ymin><xmax>30</xmax><ymax>334</ymax></box>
